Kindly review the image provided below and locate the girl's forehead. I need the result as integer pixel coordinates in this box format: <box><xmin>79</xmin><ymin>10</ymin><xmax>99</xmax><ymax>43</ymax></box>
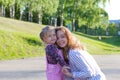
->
<box><xmin>47</xmin><ymin>29</ymin><xmax>55</xmax><ymax>33</ymax></box>
<box><xmin>46</xmin><ymin>30</ymin><xmax>55</xmax><ymax>35</ymax></box>
<box><xmin>57</xmin><ymin>31</ymin><xmax>66</xmax><ymax>36</ymax></box>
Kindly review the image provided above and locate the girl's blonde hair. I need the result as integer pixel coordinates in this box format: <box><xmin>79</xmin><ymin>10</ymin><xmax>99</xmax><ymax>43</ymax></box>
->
<box><xmin>39</xmin><ymin>26</ymin><xmax>55</xmax><ymax>42</ymax></box>
<box><xmin>56</xmin><ymin>26</ymin><xmax>85</xmax><ymax>63</ymax></box>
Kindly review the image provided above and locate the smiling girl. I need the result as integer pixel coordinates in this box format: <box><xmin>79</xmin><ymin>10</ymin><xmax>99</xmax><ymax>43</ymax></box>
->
<box><xmin>56</xmin><ymin>26</ymin><xmax>106</xmax><ymax>80</ymax></box>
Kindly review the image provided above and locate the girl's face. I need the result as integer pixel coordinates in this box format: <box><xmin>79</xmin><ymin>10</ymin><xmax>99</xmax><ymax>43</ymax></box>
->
<box><xmin>56</xmin><ymin>30</ymin><xmax>68</xmax><ymax>48</ymax></box>
<box><xmin>43</xmin><ymin>30</ymin><xmax>56</xmax><ymax>44</ymax></box>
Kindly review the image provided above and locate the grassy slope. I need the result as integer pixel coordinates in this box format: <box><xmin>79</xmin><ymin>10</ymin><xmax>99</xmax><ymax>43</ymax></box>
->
<box><xmin>0</xmin><ymin>17</ymin><xmax>45</xmax><ymax>60</ymax></box>
<box><xmin>74</xmin><ymin>32</ymin><xmax>120</xmax><ymax>54</ymax></box>
<box><xmin>0</xmin><ymin>17</ymin><xmax>120</xmax><ymax>60</ymax></box>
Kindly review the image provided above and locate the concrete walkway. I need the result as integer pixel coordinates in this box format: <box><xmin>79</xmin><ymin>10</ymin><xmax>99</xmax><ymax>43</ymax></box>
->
<box><xmin>0</xmin><ymin>55</ymin><xmax>120</xmax><ymax>80</ymax></box>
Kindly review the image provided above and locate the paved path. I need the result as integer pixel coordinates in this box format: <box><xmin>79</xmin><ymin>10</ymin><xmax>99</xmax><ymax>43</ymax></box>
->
<box><xmin>0</xmin><ymin>55</ymin><xmax>120</xmax><ymax>80</ymax></box>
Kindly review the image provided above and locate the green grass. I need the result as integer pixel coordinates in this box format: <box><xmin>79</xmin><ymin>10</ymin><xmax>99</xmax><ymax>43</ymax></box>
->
<box><xmin>0</xmin><ymin>17</ymin><xmax>120</xmax><ymax>60</ymax></box>
<box><xmin>0</xmin><ymin>17</ymin><xmax>45</xmax><ymax>60</ymax></box>
<box><xmin>74</xmin><ymin>32</ymin><xmax>120</xmax><ymax>54</ymax></box>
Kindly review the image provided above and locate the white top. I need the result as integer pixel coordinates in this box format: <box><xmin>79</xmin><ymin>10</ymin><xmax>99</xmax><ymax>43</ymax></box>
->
<box><xmin>69</xmin><ymin>49</ymin><xmax>106</xmax><ymax>80</ymax></box>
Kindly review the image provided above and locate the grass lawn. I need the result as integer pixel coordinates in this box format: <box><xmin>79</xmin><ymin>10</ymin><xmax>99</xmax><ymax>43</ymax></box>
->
<box><xmin>0</xmin><ymin>17</ymin><xmax>120</xmax><ymax>60</ymax></box>
<box><xmin>74</xmin><ymin>32</ymin><xmax>120</xmax><ymax>54</ymax></box>
<box><xmin>0</xmin><ymin>17</ymin><xmax>45</xmax><ymax>60</ymax></box>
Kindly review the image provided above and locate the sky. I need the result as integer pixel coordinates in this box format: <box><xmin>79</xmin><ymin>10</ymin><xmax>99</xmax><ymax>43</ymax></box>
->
<box><xmin>104</xmin><ymin>0</ymin><xmax>120</xmax><ymax>20</ymax></box>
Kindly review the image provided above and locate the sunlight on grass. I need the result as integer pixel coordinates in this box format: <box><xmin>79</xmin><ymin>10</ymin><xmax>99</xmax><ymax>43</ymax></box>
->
<box><xmin>0</xmin><ymin>17</ymin><xmax>45</xmax><ymax>60</ymax></box>
<box><xmin>0</xmin><ymin>30</ymin><xmax>45</xmax><ymax>60</ymax></box>
<box><xmin>0</xmin><ymin>17</ymin><xmax>120</xmax><ymax>60</ymax></box>
<box><xmin>74</xmin><ymin>32</ymin><xmax>120</xmax><ymax>54</ymax></box>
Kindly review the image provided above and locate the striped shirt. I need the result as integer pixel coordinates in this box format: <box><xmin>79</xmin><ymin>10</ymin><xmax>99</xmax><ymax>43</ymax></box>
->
<box><xmin>68</xmin><ymin>49</ymin><xmax>106</xmax><ymax>80</ymax></box>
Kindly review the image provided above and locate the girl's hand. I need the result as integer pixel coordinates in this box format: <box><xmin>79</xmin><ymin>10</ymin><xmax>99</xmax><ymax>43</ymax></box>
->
<box><xmin>62</xmin><ymin>66</ymin><xmax>72</xmax><ymax>77</ymax></box>
<box><xmin>63</xmin><ymin>66</ymin><xmax>70</xmax><ymax>69</ymax></box>
<box><xmin>62</xmin><ymin>66</ymin><xmax>70</xmax><ymax>73</ymax></box>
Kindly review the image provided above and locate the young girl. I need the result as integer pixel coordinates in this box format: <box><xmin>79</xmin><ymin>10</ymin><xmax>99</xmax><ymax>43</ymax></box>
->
<box><xmin>56</xmin><ymin>26</ymin><xmax>106</xmax><ymax>80</ymax></box>
<box><xmin>39</xmin><ymin>26</ymin><xmax>66</xmax><ymax>80</ymax></box>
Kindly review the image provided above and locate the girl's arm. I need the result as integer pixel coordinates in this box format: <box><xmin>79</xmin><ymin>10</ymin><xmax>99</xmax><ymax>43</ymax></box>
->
<box><xmin>46</xmin><ymin>44</ymin><xmax>66</xmax><ymax>66</ymax></box>
<box><xmin>62</xmin><ymin>66</ymin><xmax>72</xmax><ymax>77</ymax></box>
<box><xmin>69</xmin><ymin>50</ymin><xmax>94</xmax><ymax>78</ymax></box>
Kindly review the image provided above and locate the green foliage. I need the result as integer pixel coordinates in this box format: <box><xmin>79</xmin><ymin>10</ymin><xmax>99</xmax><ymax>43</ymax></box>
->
<box><xmin>0</xmin><ymin>0</ymin><xmax>109</xmax><ymax>27</ymax></box>
<box><xmin>0</xmin><ymin>14</ymin><xmax>120</xmax><ymax>60</ymax></box>
<box><xmin>78</xmin><ymin>25</ymin><xmax>106</xmax><ymax>36</ymax></box>
<box><xmin>107</xmin><ymin>23</ymin><xmax>117</xmax><ymax>36</ymax></box>
<box><xmin>118</xmin><ymin>21</ymin><xmax>120</xmax><ymax>31</ymax></box>
<box><xmin>0</xmin><ymin>30</ymin><xmax>44</xmax><ymax>60</ymax></box>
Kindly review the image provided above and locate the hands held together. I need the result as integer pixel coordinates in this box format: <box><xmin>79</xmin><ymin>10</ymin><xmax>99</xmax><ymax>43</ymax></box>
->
<box><xmin>62</xmin><ymin>66</ymin><xmax>72</xmax><ymax>78</ymax></box>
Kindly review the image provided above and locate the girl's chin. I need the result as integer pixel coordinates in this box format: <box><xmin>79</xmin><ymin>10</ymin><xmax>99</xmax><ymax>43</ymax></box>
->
<box><xmin>59</xmin><ymin>45</ymin><xmax>65</xmax><ymax>48</ymax></box>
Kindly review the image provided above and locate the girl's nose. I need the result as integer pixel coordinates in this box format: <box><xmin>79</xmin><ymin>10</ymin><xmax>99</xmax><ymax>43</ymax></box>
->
<box><xmin>58</xmin><ymin>38</ymin><xmax>62</xmax><ymax>42</ymax></box>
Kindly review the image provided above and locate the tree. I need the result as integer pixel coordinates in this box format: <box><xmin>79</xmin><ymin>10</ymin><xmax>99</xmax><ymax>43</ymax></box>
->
<box><xmin>108</xmin><ymin>22</ymin><xmax>117</xmax><ymax>35</ymax></box>
<box><xmin>15</xmin><ymin>0</ymin><xmax>27</xmax><ymax>20</ymax></box>
<box><xmin>33</xmin><ymin>0</ymin><xmax>59</xmax><ymax>24</ymax></box>
<box><xmin>57</xmin><ymin>0</ymin><xmax>110</xmax><ymax>32</ymax></box>
<box><xmin>57</xmin><ymin>0</ymin><xmax>66</xmax><ymax>26</ymax></box>
<box><xmin>0</xmin><ymin>0</ymin><xmax>9</xmax><ymax>17</ymax></box>
<box><xmin>7</xmin><ymin>0</ymin><xmax>15</xmax><ymax>18</ymax></box>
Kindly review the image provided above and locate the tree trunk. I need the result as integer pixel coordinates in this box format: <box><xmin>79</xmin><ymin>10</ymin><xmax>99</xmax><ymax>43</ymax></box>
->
<box><xmin>20</xmin><ymin>10</ymin><xmax>22</xmax><ymax>20</ymax></box>
<box><xmin>60</xmin><ymin>15</ymin><xmax>63</xmax><ymax>26</ymax></box>
<box><xmin>38</xmin><ymin>13</ymin><xmax>42</xmax><ymax>24</ymax></box>
<box><xmin>10</xmin><ymin>5</ymin><xmax>15</xmax><ymax>19</ymax></box>
<box><xmin>12</xmin><ymin>5</ymin><xmax>15</xmax><ymax>19</ymax></box>
<box><xmin>84</xmin><ymin>26</ymin><xmax>88</xmax><ymax>34</ymax></box>
<box><xmin>72</xmin><ymin>18</ymin><xmax>75</xmax><ymax>32</ymax></box>
<box><xmin>10</xmin><ymin>6</ymin><xmax>12</xmax><ymax>18</ymax></box>
<box><xmin>60</xmin><ymin>3</ymin><xmax>64</xmax><ymax>26</ymax></box>
<box><xmin>54</xmin><ymin>18</ymin><xmax>57</xmax><ymax>27</ymax></box>
<box><xmin>19</xmin><ymin>6</ymin><xmax>24</xmax><ymax>20</ymax></box>
<box><xmin>28</xmin><ymin>11</ymin><xmax>33</xmax><ymax>22</ymax></box>
<box><xmin>1</xmin><ymin>5</ymin><xmax>5</xmax><ymax>17</ymax></box>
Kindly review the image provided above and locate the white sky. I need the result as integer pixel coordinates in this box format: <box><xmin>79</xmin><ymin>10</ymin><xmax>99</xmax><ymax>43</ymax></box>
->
<box><xmin>104</xmin><ymin>0</ymin><xmax>120</xmax><ymax>20</ymax></box>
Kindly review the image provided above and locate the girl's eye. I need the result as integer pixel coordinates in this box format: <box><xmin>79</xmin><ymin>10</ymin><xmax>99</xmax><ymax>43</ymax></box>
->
<box><xmin>61</xmin><ymin>35</ymin><xmax>65</xmax><ymax>38</ymax></box>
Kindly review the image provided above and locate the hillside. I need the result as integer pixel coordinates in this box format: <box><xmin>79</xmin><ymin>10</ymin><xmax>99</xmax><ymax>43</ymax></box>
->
<box><xmin>0</xmin><ymin>17</ymin><xmax>45</xmax><ymax>60</ymax></box>
<box><xmin>0</xmin><ymin>17</ymin><xmax>120</xmax><ymax>60</ymax></box>
<box><xmin>74</xmin><ymin>32</ymin><xmax>120</xmax><ymax>54</ymax></box>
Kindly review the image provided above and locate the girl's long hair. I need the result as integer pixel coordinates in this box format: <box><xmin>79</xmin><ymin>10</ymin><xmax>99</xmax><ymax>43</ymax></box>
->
<box><xmin>56</xmin><ymin>26</ymin><xmax>85</xmax><ymax>64</ymax></box>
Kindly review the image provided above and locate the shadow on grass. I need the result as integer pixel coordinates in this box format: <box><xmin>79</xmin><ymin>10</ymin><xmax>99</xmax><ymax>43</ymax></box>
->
<box><xmin>74</xmin><ymin>32</ymin><xmax>120</xmax><ymax>47</ymax></box>
<box><xmin>23</xmin><ymin>37</ymin><xmax>43</xmax><ymax>46</ymax></box>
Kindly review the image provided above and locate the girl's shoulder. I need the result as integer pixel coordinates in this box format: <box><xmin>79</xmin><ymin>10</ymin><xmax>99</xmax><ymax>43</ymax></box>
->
<box><xmin>46</xmin><ymin>44</ymin><xmax>57</xmax><ymax>48</ymax></box>
<box><xmin>69</xmin><ymin>48</ymin><xmax>82</xmax><ymax>52</ymax></box>
<box><xmin>45</xmin><ymin>44</ymin><xmax>58</xmax><ymax>51</ymax></box>
<box><xmin>69</xmin><ymin>48</ymin><xmax>85</xmax><ymax>55</ymax></box>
